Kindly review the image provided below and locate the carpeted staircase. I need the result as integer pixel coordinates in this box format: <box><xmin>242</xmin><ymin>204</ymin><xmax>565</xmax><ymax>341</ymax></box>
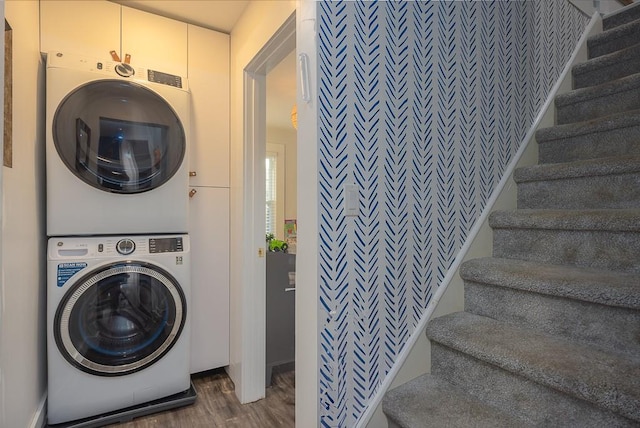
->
<box><xmin>383</xmin><ymin>5</ymin><xmax>640</xmax><ymax>427</ymax></box>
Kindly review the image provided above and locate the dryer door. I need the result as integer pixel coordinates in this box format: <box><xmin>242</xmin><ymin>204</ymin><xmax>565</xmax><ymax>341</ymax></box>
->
<box><xmin>54</xmin><ymin>261</ymin><xmax>187</xmax><ymax>376</ymax></box>
<box><xmin>53</xmin><ymin>80</ymin><xmax>186</xmax><ymax>194</ymax></box>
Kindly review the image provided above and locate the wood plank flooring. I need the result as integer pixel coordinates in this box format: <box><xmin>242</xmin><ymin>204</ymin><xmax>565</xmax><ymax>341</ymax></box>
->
<box><xmin>106</xmin><ymin>369</ymin><xmax>295</xmax><ymax>428</ymax></box>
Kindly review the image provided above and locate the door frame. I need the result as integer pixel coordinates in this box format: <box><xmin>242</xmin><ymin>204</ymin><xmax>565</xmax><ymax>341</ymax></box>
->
<box><xmin>240</xmin><ymin>12</ymin><xmax>296</xmax><ymax>402</ymax></box>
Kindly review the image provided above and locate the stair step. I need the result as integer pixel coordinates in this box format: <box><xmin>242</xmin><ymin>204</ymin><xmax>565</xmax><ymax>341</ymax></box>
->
<box><xmin>427</xmin><ymin>312</ymin><xmax>640</xmax><ymax>426</ymax></box>
<box><xmin>461</xmin><ymin>257</ymin><xmax>640</xmax><ymax>356</ymax></box>
<box><xmin>536</xmin><ymin>109</ymin><xmax>640</xmax><ymax>164</ymax></box>
<box><xmin>489</xmin><ymin>209</ymin><xmax>640</xmax><ymax>273</ymax></box>
<box><xmin>573</xmin><ymin>42</ymin><xmax>640</xmax><ymax>89</ymax></box>
<box><xmin>555</xmin><ymin>72</ymin><xmax>640</xmax><ymax>125</ymax></box>
<box><xmin>588</xmin><ymin>18</ymin><xmax>640</xmax><ymax>58</ymax></box>
<box><xmin>603</xmin><ymin>2</ymin><xmax>640</xmax><ymax>31</ymax></box>
<box><xmin>382</xmin><ymin>374</ymin><xmax>530</xmax><ymax>428</ymax></box>
<box><xmin>513</xmin><ymin>156</ymin><xmax>640</xmax><ymax>209</ymax></box>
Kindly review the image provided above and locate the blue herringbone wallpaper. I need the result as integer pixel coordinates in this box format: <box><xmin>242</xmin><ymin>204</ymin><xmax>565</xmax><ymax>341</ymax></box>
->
<box><xmin>317</xmin><ymin>1</ymin><xmax>588</xmax><ymax>426</ymax></box>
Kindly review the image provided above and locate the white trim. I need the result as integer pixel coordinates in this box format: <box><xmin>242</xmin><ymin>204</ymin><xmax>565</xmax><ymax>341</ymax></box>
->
<box><xmin>571</xmin><ymin>0</ymin><xmax>630</xmax><ymax>17</ymax></box>
<box><xmin>239</xmin><ymin>13</ymin><xmax>296</xmax><ymax>403</ymax></box>
<box><xmin>602</xmin><ymin>0</ymin><xmax>640</xmax><ymax>18</ymax></box>
<box><xmin>356</xmin><ymin>11</ymin><xmax>601</xmax><ymax>428</ymax></box>
<box><xmin>295</xmin><ymin>0</ymin><xmax>319</xmax><ymax>426</ymax></box>
<box><xmin>0</xmin><ymin>1</ymin><xmax>5</xmax><ymax>424</ymax></box>
<box><xmin>28</xmin><ymin>394</ymin><xmax>46</xmax><ymax>428</ymax></box>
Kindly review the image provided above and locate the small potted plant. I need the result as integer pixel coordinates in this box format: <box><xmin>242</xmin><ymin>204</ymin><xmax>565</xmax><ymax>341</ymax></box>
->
<box><xmin>266</xmin><ymin>233</ymin><xmax>288</xmax><ymax>252</ymax></box>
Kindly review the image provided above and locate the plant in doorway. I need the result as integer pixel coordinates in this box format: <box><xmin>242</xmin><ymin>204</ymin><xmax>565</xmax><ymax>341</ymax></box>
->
<box><xmin>266</xmin><ymin>233</ymin><xmax>288</xmax><ymax>252</ymax></box>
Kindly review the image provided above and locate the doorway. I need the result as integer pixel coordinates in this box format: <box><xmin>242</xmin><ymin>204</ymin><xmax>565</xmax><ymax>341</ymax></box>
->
<box><xmin>240</xmin><ymin>11</ymin><xmax>295</xmax><ymax>403</ymax></box>
<box><xmin>265</xmin><ymin>50</ymin><xmax>297</xmax><ymax>386</ymax></box>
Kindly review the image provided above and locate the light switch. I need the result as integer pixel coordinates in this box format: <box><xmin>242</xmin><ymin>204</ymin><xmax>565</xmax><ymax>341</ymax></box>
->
<box><xmin>344</xmin><ymin>184</ymin><xmax>359</xmax><ymax>217</ymax></box>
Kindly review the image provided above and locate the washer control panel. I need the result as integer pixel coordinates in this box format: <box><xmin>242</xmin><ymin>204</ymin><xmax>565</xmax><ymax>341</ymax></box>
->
<box><xmin>149</xmin><ymin>237</ymin><xmax>184</xmax><ymax>253</ymax></box>
<box><xmin>116</xmin><ymin>238</ymin><xmax>136</xmax><ymax>255</ymax></box>
<box><xmin>49</xmin><ymin>235</ymin><xmax>188</xmax><ymax>259</ymax></box>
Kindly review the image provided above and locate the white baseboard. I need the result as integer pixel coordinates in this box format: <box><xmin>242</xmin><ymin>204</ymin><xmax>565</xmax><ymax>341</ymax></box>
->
<box><xmin>29</xmin><ymin>393</ymin><xmax>47</xmax><ymax>428</ymax></box>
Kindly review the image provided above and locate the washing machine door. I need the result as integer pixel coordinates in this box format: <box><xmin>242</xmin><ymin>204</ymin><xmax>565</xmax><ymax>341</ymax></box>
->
<box><xmin>54</xmin><ymin>261</ymin><xmax>187</xmax><ymax>376</ymax></box>
<box><xmin>52</xmin><ymin>80</ymin><xmax>185</xmax><ymax>194</ymax></box>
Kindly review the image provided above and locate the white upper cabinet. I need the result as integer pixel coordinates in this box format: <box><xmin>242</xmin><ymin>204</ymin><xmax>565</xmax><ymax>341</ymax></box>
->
<box><xmin>40</xmin><ymin>2</ymin><xmax>188</xmax><ymax>77</ymax></box>
<box><xmin>187</xmin><ymin>25</ymin><xmax>230</xmax><ymax>187</ymax></box>
<box><xmin>40</xmin><ymin>1</ymin><xmax>121</xmax><ymax>58</ymax></box>
<box><xmin>121</xmin><ymin>6</ymin><xmax>188</xmax><ymax>77</ymax></box>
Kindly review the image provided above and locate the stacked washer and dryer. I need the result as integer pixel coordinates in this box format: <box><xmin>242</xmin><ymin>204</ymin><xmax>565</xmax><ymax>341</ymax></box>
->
<box><xmin>46</xmin><ymin>52</ymin><xmax>193</xmax><ymax>426</ymax></box>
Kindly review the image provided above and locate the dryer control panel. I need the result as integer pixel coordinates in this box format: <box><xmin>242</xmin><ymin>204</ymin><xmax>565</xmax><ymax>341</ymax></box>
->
<box><xmin>46</xmin><ymin>51</ymin><xmax>189</xmax><ymax>91</ymax></box>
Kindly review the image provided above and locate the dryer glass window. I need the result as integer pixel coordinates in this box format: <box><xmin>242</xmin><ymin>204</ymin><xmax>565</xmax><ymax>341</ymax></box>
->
<box><xmin>53</xmin><ymin>80</ymin><xmax>185</xmax><ymax>194</ymax></box>
<box><xmin>54</xmin><ymin>262</ymin><xmax>186</xmax><ymax>376</ymax></box>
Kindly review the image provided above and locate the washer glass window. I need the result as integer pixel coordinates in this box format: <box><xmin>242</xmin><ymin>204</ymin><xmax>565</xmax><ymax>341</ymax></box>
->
<box><xmin>54</xmin><ymin>262</ymin><xmax>186</xmax><ymax>376</ymax></box>
<box><xmin>53</xmin><ymin>80</ymin><xmax>185</xmax><ymax>194</ymax></box>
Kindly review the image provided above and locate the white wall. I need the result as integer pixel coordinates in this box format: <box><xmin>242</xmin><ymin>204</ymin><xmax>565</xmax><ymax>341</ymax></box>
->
<box><xmin>0</xmin><ymin>1</ymin><xmax>47</xmax><ymax>427</ymax></box>
<box><xmin>228</xmin><ymin>0</ymin><xmax>296</xmax><ymax>404</ymax></box>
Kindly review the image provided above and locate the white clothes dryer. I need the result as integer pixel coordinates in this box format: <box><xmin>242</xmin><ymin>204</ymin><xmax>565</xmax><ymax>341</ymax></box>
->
<box><xmin>46</xmin><ymin>51</ymin><xmax>191</xmax><ymax>236</ymax></box>
<box><xmin>47</xmin><ymin>234</ymin><xmax>191</xmax><ymax>425</ymax></box>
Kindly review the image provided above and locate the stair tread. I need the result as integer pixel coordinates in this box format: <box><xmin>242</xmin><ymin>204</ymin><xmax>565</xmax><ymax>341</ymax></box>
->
<box><xmin>461</xmin><ymin>257</ymin><xmax>640</xmax><ymax>310</ymax></box>
<box><xmin>513</xmin><ymin>155</ymin><xmax>640</xmax><ymax>182</ymax></box>
<box><xmin>572</xmin><ymin>42</ymin><xmax>640</xmax><ymax>88</ymax></box>
<box><xmin>427</xmin><ymin>312</ymin><xmax>640</xmax><ymax>421</ymax></box>
<box><xmin>383</xmin><ymin>374</ymin><xmax>530</xmax><ymax>428</ymax></box>
<box><xmin>603</xmin><ymin>2</ymin><xmax>640</xmax><ymax>30</ymax></box>
<box><xmin>536</xmin><ymin>108</ymin><xmax>640</xmax><ymax>146</ymax></box>
<box><xmin>489</xmin><ymin>208</ymin><xmax>640</xmax><ymax>231</ymax></box>
<box><xmin>555</xmin><ymin>71</ymin><xmax>640</xmax><ymax>108</ymax></box>
<box><xmin>575</xmin><ymin>42</ymin><xmax>640</xmax><ymax>74</ymax></box>
<box><xmin>588</xmin><ymin>18</ymin><xmax>640</xmax><ymax>58</ymax></box>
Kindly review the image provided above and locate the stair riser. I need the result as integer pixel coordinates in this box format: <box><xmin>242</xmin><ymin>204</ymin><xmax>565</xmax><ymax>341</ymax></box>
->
<box><xmin>556</xmin><ymin>87</ymin><xmax>640</xmax><ymax>125</ymax></box>
<box><xmin>492</xmin><ymin>229</ymin><xmax>640</xmax><ymax>273</ymax></box>
<box><xmin>588</xmin><ymin>29</ymin><xmax>640</xmax><ymax>58</ymax></box>
<box><xmin>464</xmin><ymin>282</ymin><xmax>640</xmax><ymax>357</ymax></box>
<box><xmin>430</xmin><ymin>343</ymin><xmax>637</xmax><ymax>427</ymax></box>
<box><xmin>538</xmin><ymin>129</ymin><xmax>640</xmax><ymax>164</ymax></box>
<box><xmin>573</xmin><ymin>52</ymin><xmax>640</xmax><ymax>89</ymax></box>
<box><xmin>516</xmin><ymin>172</ymin><xmax>640</xmax><ymax>209</ymax></box>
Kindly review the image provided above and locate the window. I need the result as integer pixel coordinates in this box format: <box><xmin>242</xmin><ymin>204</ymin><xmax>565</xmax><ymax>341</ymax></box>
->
<box><xmin>265</xmin><ymin>143</ymin><xmax>286</xmax><ymax>238</ymax></box>
<box><xmin>265</xmin><ymin>152</ymin><xmax>277</xmax><ymax>236</ymax></box>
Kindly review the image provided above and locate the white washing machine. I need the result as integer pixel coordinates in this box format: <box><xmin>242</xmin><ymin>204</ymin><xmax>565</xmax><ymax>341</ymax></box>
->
<box><xmin>47</xmin><ymin>235</ymin><xmax>191</xmax><ymax>425</ymax></box>
<box><xmin>46</xmin><ymin>51</ymin><xmax>191</xmax><ymax>236</ymax></box>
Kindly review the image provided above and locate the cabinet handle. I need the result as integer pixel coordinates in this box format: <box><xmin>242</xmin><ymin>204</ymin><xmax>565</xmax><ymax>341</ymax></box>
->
<box><xmin>189</xmin><ymin>171</ymin><xmax>197</xmax><ymax>177</ymax></box>
<box><xmin>284</xmin><ymin>288</ymin><xmax>296</xmax><ymax>292</ymax></box>
<box><xmin>189</xmin><ymin>189</ymin><xmax>197</xmax><ymax>198</ymax></box>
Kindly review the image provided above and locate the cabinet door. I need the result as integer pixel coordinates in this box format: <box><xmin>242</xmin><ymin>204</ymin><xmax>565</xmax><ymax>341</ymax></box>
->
<box><xmin>121</xmin><ymin>6</ymin><xmax>188</xmax><ymax>77</ymax></box>
<box><xmin>188</xmin><ymin>25</ymin><xmax>230</xmax><ymax>187</ymax></box>
<box><xmin>40</xmin><ymin>1</ymin><xmax>121</xmax><ymax>57</ymax></box>
<box><xmin>189</xmin><ymin>187</ymin><xmax>230</xmax><ymax>373</ymax></box>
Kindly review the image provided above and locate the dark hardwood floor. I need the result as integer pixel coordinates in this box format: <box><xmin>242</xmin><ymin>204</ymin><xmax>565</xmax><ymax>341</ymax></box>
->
<box><xmin>106</xmin><ymin>369</ymin><xmax>295</xmax><ymax>428</ymax></box>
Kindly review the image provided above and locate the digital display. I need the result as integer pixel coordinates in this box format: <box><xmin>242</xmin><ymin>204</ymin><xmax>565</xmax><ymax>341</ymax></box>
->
<box><xmin>149</xmin><ymin>237</ymin><xmax>183</xmax><ymax>253</ymax></box>
<box><xmin>148</xmin><ymin>69</ymin><xmax>183</xmax><ymax>88</ymax></box>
